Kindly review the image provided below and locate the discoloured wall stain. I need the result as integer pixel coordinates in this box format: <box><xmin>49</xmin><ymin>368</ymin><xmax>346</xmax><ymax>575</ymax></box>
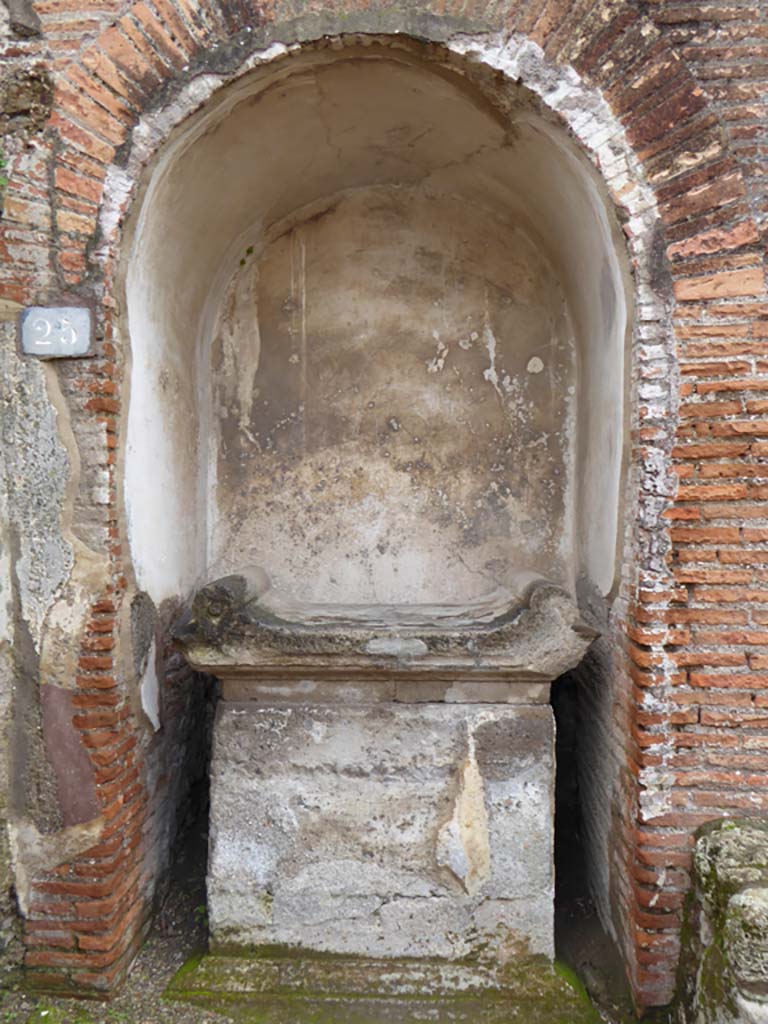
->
<box><xmin>124</xmin><ymin>40</ymin><xmax>631</xmax><ymax>610</ymax></box>
<box><xmin>39</xmin><ymin>685</ymin><xmax>99</xmax><ymax>827</ymax></box>
<box><xmin>37</xmin><ymin>365</ymin><xmax>110</xmax><ymax>695</ymax></box>
<box><xmin>210</xmin><ymin>186</ymin><xmax>574</xmax><ymax>605</ymax></box>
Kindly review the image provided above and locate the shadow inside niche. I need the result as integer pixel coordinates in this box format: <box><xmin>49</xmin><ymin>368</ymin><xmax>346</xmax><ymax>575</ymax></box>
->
<box><xmin>154</xmin><ymin>775</ymin><xmax>211</xmax><ymax>947</ymax></box>
<box><xmin>551</xmin><ymin>671</ymin><xmax>640</xmax><ymax>1024</ymax></box>
<box><xmin>152</xmin><ymin>668</ymin><xmax>219</xmax><ymax>953</ymax></box>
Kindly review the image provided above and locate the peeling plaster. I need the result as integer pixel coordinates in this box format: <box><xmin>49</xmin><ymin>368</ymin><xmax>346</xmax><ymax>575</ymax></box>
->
<box><xmin>2</xmin><ymin>358</ymin><xmax>73</xmax><ymax>651</ymax></box>
<box><xmin>37</xmin><ymin>365</ymin><xmax>109</xmax><ymax>692</ymax></box>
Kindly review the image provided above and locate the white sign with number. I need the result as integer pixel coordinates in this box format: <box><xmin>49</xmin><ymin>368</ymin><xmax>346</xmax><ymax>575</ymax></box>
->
<box><xmin>20</xmin><ymin>307</ymin><xmax>92</xmax><ymax>358</ymax></box>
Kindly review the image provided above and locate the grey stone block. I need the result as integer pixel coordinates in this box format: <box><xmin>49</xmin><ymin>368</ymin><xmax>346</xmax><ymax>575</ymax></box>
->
<box><xmin>208</xmin><ymin>701</ymin><xmax>554</xmax><ymax>960</ymax></box>
<box><xmin>678</xmin><ymin>819</ymin><xmax>768</xmax><ymax>1023</ymax></box>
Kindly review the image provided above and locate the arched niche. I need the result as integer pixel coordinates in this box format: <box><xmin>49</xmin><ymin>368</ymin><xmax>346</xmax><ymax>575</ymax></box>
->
<box><xmin>122</xmin><ymin>38</ymin><xmax>632</xmax><ymax>611</ymax></box>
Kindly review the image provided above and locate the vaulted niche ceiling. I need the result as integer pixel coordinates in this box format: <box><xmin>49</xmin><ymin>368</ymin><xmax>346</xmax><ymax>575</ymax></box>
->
<box><xmin>123</xmin><ymin>39</ymin><xmax>631</xmax><ymax>607</ymax></box>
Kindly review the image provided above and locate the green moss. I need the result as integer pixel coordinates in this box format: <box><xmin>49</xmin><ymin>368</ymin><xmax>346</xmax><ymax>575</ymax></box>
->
<box><xmin>23</xmin><ymin>1003</ymin><xmax>96</xmax><ymax>1024</ymax></box>
<box><xmin>166</xmin><ymin>950</ymin><xmax>604</xmax><ymax>1024</ymax></box>
<box><xmin>552</xmin><ymin>961</ymin><xmax>601</xmax><ymax>1020</ymax></box>
<box><xmin>165</xmin><ymin>950</ymin><xmax>205</xmax><ymax>986</ymax></box>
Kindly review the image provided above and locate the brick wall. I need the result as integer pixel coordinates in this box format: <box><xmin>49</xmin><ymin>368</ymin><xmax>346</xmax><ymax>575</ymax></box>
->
<box><xmin>1</xmin><ymin>0</ymin><xmax>766</xmax><ymax>1011</ymax></box>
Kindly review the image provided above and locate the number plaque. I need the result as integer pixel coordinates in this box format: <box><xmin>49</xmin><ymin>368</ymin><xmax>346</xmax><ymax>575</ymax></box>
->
<box><xmin>20</xmin><ymin>307</ymin><xmax>92</xmax><ymax>358</ymax></box>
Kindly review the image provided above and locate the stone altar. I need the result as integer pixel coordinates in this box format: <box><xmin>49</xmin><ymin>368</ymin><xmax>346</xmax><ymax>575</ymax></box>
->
<box><xmin>174</xmin><ymin>572</ymin><xmax>596</xmax><ymax>964</ymax></box>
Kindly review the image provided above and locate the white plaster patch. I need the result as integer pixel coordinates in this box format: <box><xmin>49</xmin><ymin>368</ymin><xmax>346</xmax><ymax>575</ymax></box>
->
<box><xmin>99</xmin><ymin>164</ymin><xmax>133</xmax><ymax>243</ymax></box>
<box><xmin>9</xmin><ymin>816</ymin><xmax>104</xmax><ymax>916</ymax></box>
<box><xmin>140</xmin><ymin>637</ymin><xmax>161</xmax><ymax>731</ymax></box>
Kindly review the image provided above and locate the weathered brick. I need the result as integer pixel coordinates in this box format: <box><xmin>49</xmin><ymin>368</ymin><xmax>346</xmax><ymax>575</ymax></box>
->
<box><xmin>667</xmin><ymin>220</ymin><xmax>760</xmax><ymax>259</ymax></box>
<box><xmin>676</xmin><ymin>483</ymin><xmax>748</xmax><ymax>501</ymax></box>
<box><xmin>674</xmin><ymin>267</ymin><xmax>765</xmax><ymax>300</ymax></box>
<box><xmin>670</xmin><ymin>526</ymin><xmax>740</xmax><ymax>543</ymax></box>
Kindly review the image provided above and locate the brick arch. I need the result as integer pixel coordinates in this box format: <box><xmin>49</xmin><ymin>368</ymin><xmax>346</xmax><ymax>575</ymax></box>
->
<box><xmin>12</xmin><ymin>0</ymin><xmax>766</xmax><ymax>1011</ymax></box>
<box><xmin>48</xmin><ymin>0</ymin><xmax>759</xmax><ymax>295</ymax></box>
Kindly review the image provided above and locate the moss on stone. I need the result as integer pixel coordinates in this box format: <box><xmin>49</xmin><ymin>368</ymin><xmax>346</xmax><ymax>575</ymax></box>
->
<box><xmin>674</xmin><ymin>818</ymin><xmax>768</xmax><ymax>1022</ymax></box>
<box><xmin>165</xmin><ymin>949</ymin><xmax>603</xmax><ymax>1024</ymax></box>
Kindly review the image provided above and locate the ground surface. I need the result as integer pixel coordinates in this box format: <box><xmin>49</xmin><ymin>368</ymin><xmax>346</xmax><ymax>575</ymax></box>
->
<box><xmin>0</xmin><ymin>888</ymin><xmax>654</xmax><ymax>1024</ymax></box>
<box><xmin>0</xmin><ymin>817</ymin><xmax>229</xmax><ymax>1024</ymax></box>
<box><xmin>0</xmin><ymin>795</ymin><xmax>669</xmax><ymax>1024</ymax></box>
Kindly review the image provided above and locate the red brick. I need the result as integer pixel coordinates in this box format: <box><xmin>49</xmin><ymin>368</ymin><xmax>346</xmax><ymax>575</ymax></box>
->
<box><xmin>54</xmin><ymin>81</ymin><xmax>127</xmax><ymax>146</ymax></box>
<box><xmin>700</xmin><ymin>379</ymin><xmax>768</xmax><ymax>395</ymax></box>
<box><xmin>690</xmin><ymin>671</ymin><xmax>768</xmax><ymax>688</ymax></box>
<box><xmin>76</xmin><ymin>674</ymin><xmax>117</xmax><ymax>690</ymax></box>
<box><xmin>697</xmin><ymin>587</ymin><xmax>768</xmax><ymax>603</ymax></box>
<box><xmin>674</xmin><ymin>268</ymin><xmax>765</xmax><ymax>301</ymax></box>
<box><xmin>700</xmin><ymin>464</ymin><xmax>766</xmax><ymax>479</ymax></box>
<box><xmin>694</xmin><ymin>629</ymin><xmax>768</xmax><ymax>644</ymax></box>
<box><xmin>131</xmin><ymin>2</ymin><xmax>189</xmax><ymax>68</ymax></box>
<box><xmin>669</xmin><ymin>526</ymin><xmax>741</xmax><ymax>544</ymax></box>
<box><xmin>668</xmin><ymin>649</ymin><xmax>747</xmax><ymax>666</ymax></box>
<box><xmin>24</xmin><ymin>930</ymin><xmax>76</xmax><ymax>949</ymax></box>
<box><xmin>77</xmin><ymin>897</ymin><xmax>144</xmax><ymax>951</ymax></box>
<box><xmin>670</xmin><ymin>689</ymin><xmax>752</xmax><ymax>706</ymax></box>
<box><xmin>712</xmin><ymin>421</ymin><xmax>768</xmax><ymax>437</ymax></box>
<box><xmin>673</xmin><ymin>441</ymin><xmax>750</xmax><ymax>459</ymax></box>
<box><xmin>628</xmin><ymin>83</ymin><xmax>708</xmax><ymax>149</ymax></box>
<box><xmin>67</xmin><ymin>66</ymin><xmax>135</xmax><ymax>123</ymax></box>
<box><xmin>680</xmin><ymin>359</ymin><xmax>751</xmax><ymax>377</ymax></box>
<box><xmin>54</xmin><ymin>166</ymin><xmax>103</xmax><ymax>205</ymax></box>
<box><xmin>97</xmin><ymin>24</ymin><xmax>161</xmax><ymax>92</ymax></box>
<box><xmin>74</xmin><ymin>867</ymin><xmax>141</xmax><ymax>919</ymax></box>
<box><xmin>37</xmin><ymin>874</ymin><xmax>119</xmax><ymax>898</ymax></box>
<box><xmin>677</xmin><ymin>549</ymin><xmax>719</xmax><ymax>562</ymax></box>
<box><xmin>90</xmin><ymin>735</ymin><xmax>137</xmax><ymax>767</ymax></box>
<box><xmin>73</xmin><ymin>679</ymin><xmax>122</xmax><ymax>707</ymax></box>
<box><xmin>676</xmin><ymin>483</ymin><xmax>747</xmax><ymax>500</ymax></box>
<box><xmin>627</xmin><ymin>625</ymin><xmax>691</xmax><ymax>645</ymax></box>
<box><xmin>26</xmin><ymin>946</ymin><xmax>124</xmax><ymax>970</ymax></box>
<box><xmin>638</xmin><ymin>607</ymin><xmax>748</xmax><ymax>625</ymax></box>
<box><xmin>667</xmin><ymin>220</ymin><xmax>760</xmax><ymax>259</ymax></box>
<box><xmin>151</xmin><ymin>0</ymin><xmax>201</xmax><ymax>54</ymax></box>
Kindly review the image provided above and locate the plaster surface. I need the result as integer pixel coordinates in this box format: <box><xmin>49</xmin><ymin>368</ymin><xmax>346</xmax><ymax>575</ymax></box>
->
<box><xmin>208</xmin><ymin>701</ymin><xmax>555</xmax><ymax>960</ymax></box>
<box><xmin>211</xmin><ymin>186</ymin><xmax>574</xmax><ymax>604</ymax></box>
<box><xmin>123</xmin><ymin>39</ymin><xmax>631</xmax><ymax>606</ymax></box>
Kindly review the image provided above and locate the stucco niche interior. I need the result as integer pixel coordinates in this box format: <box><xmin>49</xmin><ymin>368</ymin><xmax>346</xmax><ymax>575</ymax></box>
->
<box><xmin>123</xmin><ymin>38</ymin><xmax>631</xmax><ymax>617</ymax></box>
